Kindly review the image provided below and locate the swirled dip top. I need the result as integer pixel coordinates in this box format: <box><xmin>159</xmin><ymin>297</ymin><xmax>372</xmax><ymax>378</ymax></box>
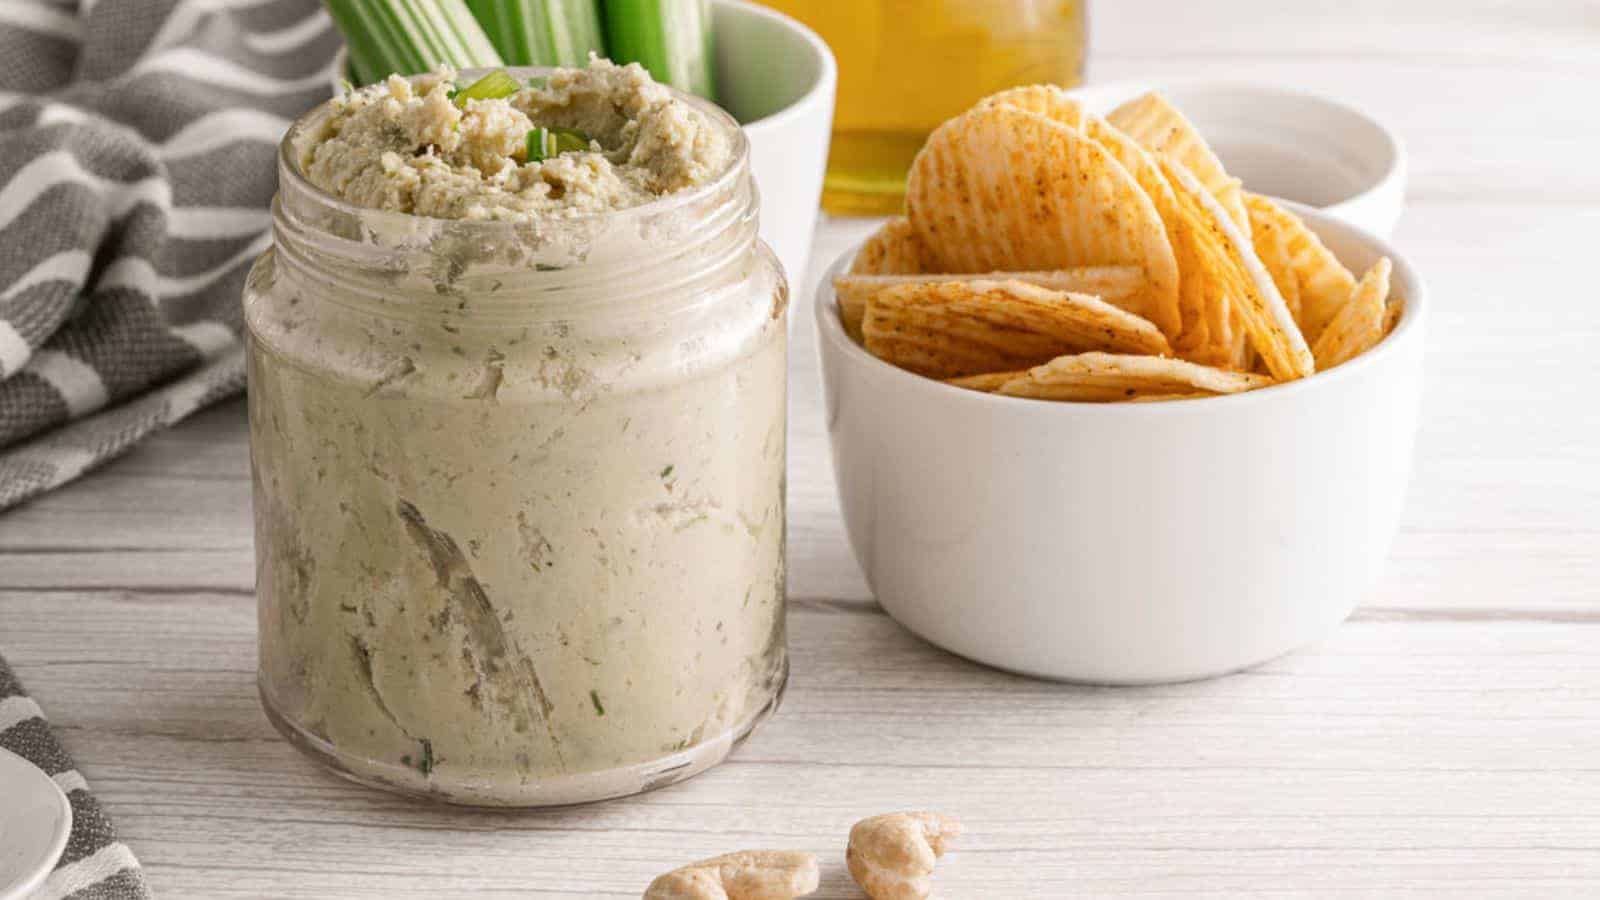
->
<box><xmin>302</xmin><ymin>59</ymin><xmax>733</xmax><ymax>220</ymax></box>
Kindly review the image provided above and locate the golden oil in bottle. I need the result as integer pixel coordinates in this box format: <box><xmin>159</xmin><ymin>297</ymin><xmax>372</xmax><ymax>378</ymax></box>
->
<box><xmin>763</xmin><ymin>0</ymin><xmax>1087</xmax><ymax>215</ymax></box>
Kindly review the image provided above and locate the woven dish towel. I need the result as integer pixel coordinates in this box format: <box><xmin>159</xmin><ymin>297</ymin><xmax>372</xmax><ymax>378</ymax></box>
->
<box><xmin>0</xmin><ymin>0</ymin><xmax>340</xmax><ymax>512</ymax></box>
<box><xmin>1</xmin><ymin>0</ymin><xmax>340</xmax><ymax>893</ymax></box>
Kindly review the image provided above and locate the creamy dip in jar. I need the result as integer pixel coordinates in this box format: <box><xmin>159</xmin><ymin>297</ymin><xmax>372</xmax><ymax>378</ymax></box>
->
<box><xmin>246</xmin><ymin>63</ymin><xmax>788</xmax><ymax>806</ymax></box>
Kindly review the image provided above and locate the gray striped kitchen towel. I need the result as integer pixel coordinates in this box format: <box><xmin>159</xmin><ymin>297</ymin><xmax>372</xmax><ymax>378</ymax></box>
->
<box><xmin>1</xmin><ymin>655</ymin><xmax>149</xmax><ymax>899</ymax></box>
<box><xmin>0</xmin><ymin>0</ymin><xmax>340</xmax><ymax>895</ymax></box>
<box><xmin>0</xmin><ymin>0</ymin><xmax>341</xmax><ymax>512</ymax></box>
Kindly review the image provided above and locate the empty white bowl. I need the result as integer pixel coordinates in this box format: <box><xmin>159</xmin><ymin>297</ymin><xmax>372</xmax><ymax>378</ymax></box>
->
<box><xmin>815</xmin><ymin>205</ymin><xmax>1426</xmax><ymax>683</ymax></box>
<box><xmin>1070</xmin><ymin>81</ymin><xmax>1406</xmax><ymax>238</ymax></box>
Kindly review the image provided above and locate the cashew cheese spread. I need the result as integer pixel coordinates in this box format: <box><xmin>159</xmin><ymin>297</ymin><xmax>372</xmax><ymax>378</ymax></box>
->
<box><xmin>247</xmin><ymin>63</ymin><xmax>788</xmax><ymax>806</ymax></box>
<box><xmin>304</xmin><ymin>59</ymin><xmax>731</xmax><ymax>220</ymax></box>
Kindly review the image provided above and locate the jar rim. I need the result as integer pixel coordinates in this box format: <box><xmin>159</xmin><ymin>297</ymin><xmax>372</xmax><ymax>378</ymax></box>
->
<box><xmin>276</xmin><ymin>65</ymin><xmax>751</xmax><ymax>237</ymax></box>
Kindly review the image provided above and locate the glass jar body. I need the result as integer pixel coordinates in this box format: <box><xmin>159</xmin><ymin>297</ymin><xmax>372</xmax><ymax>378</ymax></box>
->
<box><xmin>247</xmin><ymin>116</ymin><xmax>788</xmax><ymax>806</ymax></box>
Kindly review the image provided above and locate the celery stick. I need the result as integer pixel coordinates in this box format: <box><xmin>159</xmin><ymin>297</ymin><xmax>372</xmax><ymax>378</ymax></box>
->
<box><xmin>465</xmin><ymin>0</ymin><xmax>606</xmax><ymax>67</ymax></box>
<box><xmin>323</xmin><ymin>0</ymin><xmax>504</xmax><ymax>84</ymax></box>
<box><xmin>602</xmin><ymin>0</ymin><xmax>716</xmax><ymax>100</ymax></box>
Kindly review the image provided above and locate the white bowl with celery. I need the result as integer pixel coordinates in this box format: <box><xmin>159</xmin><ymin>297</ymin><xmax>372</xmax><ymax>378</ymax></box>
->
<box><xmin>322</xmin><ymin>0</ymin><xmax>835</xmax><ymax>286</ymax></box>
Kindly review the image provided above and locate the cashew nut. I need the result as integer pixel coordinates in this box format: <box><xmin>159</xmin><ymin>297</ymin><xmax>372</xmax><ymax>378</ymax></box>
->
<box><xmin>643</xmin><ymin>850</ymin><xmax>820</xmax><ymax>900</ymax></box>
<box><xmin>845</xmin><ymin>812</ymin><xmax>962</xmax><ymax>900</ymax></box>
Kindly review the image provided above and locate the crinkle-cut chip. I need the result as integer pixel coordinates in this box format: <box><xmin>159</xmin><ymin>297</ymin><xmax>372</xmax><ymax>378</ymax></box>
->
<box><xmin>834</xmin><ymin>266</ymin><xmax>1147</xmax><ymax>344</ymax></box>
<box><xmin>979</xmin><ymin>83</ymin><xmax>1085</xmax><ymax>130</ymax></box>
<box><xmin>1199</xmin><ymin>267</ymin><xmax>1253</xmax><ymax>372</ymax></box>
<box><xmin>1245</xmin><ymin>195</ymin><xmax>1303</xmax><ymax>325</ymax></box>
<box><xmin>1313</xmin><ymin>257</ymin><xmax>1392</xmax><ymax>371</ymax></box>
<box><xmin>905</xmin><ymin>104</ymin><xmax>1180</xmax><ymax>332</ymax></box>
<box><xmin>1229</xmin><ymin>323</ymin><xmax>1255</xmax><ymax>371</ymax></box>
<box><xmin>1147</xmin><ymin>157</ymin><xmax>1256</xmax><ymax>368</ymax></box>
<box><xmin>1078</xmin><ymin>113</ymin><xmax>1203</xmax><ymax>341</ymax></box>
<box><xmin>862</xmin><ymin>279</ymin><xmax>1173</xmax><ymax>379</ymax></box>
<box><xmin>839</xmin><ymin>267</ymin><xmax>1146</xmax><ymax>300</ymax></box>
<box><xmin>997</xmin><ymin>351</ymin><xmax>1274</xmax><ymax>402</ymax></box>
<box><xmin>945</xmin><ymin>370</ymin><xmax>1028</xmax><ymax>392</ymax></box>
<box><xmin>1080</xmin><ymin>113</ymin><xmax>1254</xmax><ymax>366</ymax></box>
<box><xmin>1222</xmin><ymin>298</ymin><xmax>1257</xmax><ymax>371</ymax></box>
<box><xmin>1382</xmin><ymin>295</ymin><xmax>1405</xmax><ymax>336</ymax></box>
<box><xmin>1243</xmin><ymin>193</ymin><xmax>1356</xmax><ymax>344</ymax></box>
<box><xmin>841</xmin><ymin>218</ymin><xmax>938</xmax><ymax>340</ymax></box>
<box><xmin>1107</xmin><ymin>91</ymin><xmax>1249</xmax><ymax>230</ymax></box>
<box><xmin>1156</xmin><ymin>158</ymin><xmax>1314</xmax><ymax>381</ymax></box>
<box><xmin>848</xmin><ymin>217</ymin><xmax>935</xmax><ymax>276</ymax></box>
<box><xmin>1126</xmin><ymin>392</ymin><xmax>1217</xmax><ymax>403</ymax></box>
<box><xmin>995</xmin><ymin>380</ymin><xmax>1145</xmax><ymax>402</ymax></box>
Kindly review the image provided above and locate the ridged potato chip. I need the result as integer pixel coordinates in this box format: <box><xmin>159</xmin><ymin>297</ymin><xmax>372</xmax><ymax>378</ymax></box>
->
<box><xmin>835</xmin><ymin>266</ymin><xmax>1147</xmax><ymax>344</ymax></box>
<box><xmin>1078</xmin><ymin>113</ymin><xmax>1206</xmax><ymax>343</ymax></box>
<box><xmin>849</xmin><ymin>216</ymin><xmax>936</xmax><ymax>277</ymax></box>
<box><xmin>1246</xmin><ymin>195</ymin><xmax>1304</xmax><ymax>325</ymax></box>
<box><xmin>979</xmin><ymin>83</ymin><xmax>1084</xmax><ymax>130</ymax></box>
<box><xmin>1243</xmin><ymin>193</ymin><xmax>1356</xmax><ymax>344</ymax></box>
<box><xmin>997</xmin><ymin>351</ymin><xmax>1274</xmax><ymax>402</ymax></box>
<box><xmin>994</xmin><ymin>382</ymin><xmax>1145</xmax><ymax>402</ymax></box>
<box><xmin>1126</xmin><ymin>392</ymin><xmax>1217</xmax><ymax>403</ymax></box>
<box><xmin>862</xmin><ymin>279</ymin><xmax>1172</xmax><ymax>379</ymax></box>
<box><xmin>1382</xmin><ymin>295</ymin><xmax>1405</xmax><ymax>336</ymax></box>
<box><xmin>945</xmin><ymin>370</ymin><xmax>1028</xmax><ymax>392</ymax></box>
<box><xmin>1313</xmin><ymin>257</ymin><xmax>1392</xmax><ymax>371</ymax></box>
<box><xmin>905</xmin><ymin>104</ymin><xmax>1181</xmax><ymax>332</ymax></box>
<box><xmin>1083</xmin><ymin>112</ymin><xmax>1254</xmax><ymax>368</ymax></box>
<box><xmin>967</xmin><ymin>97</ymin><xmax>1180</xmax><ymax>340</ymax></box>
<box><xmin>1157</xmin><ymin>158</ymin><xmax>1314</xmax><ymax>381</ymax></box>
<box><xmin>1239</xmin><ymin>194</ymin><xmax>1308</xmax><ymax>373</ymax></box>
<box><xmin>1108</xmin><ymin>91</ymin><xmax>1249</xmax><ymax>230</ymax></box>
<box><xmin>997</xmin><ymin>352</ymin><xmax>1272</xmax><ymax>401</ymax></box>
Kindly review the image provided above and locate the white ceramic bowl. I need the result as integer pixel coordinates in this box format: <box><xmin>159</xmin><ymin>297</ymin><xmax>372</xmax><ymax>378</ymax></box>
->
<box><xmin>1069</xmin><ymin>81</ymin><xmax>1406</xmax><ymax>238</ymax></box>
<box><xmin>815</xmin><ymin>206</ymin><xmax>1426</xmax><ymax>684</ymax></box>
<box><xmin>711</xmin><ymin>0</ymin><xmax>835</xmax><ymax>286</ymax></box>
<box><xmin>0</xmin><ymin>747</ymin><xmax>71</xmax><ymax>900</ymax></box>
<box><xmin>329</xmin><ymin>0</ymin><xmax>835</xmax><ymax>286</ymax></box>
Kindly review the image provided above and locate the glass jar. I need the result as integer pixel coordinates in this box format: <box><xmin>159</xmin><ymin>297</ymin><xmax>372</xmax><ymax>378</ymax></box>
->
<box><xmin>246</xmin><ymin>84</ymin><xmax>788</xmax><ymax>807</ymax></box>
<box><xmin>763</xmin><ymin>0</ymin><xmax>1088</xmax><ymax>215</ymax></box>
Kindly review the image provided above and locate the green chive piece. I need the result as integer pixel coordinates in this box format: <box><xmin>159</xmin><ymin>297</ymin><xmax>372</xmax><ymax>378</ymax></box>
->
<box><xmin>526</xmin><ymin>127</ymin><xmax>551</xmax><ymax>161</ymax></box>
<box><xmin>602</xmin><ymin>0</ymin><xmax>716</xmax><ymax>101</ymax></box>
<box><xmin>323</xmin><ymin>0</ymin><xmax>505</xmax><ymax>85</ymax></box>
<box><xmin>589</xmin><ymin>689</ymin><xmax>605</xmax><ymax>716</ymax></box>
<box><xmin>463</xmin><ymin>0</ymin><xmax>606</xmax><ymax>67</ymax></box>
<box><xmin>550</xmin><ymin>126</ymin><xmax>589</xmax><ymax>152</ymax></box>
<box><xmin>454</xmin><ymin>68</ymin><xmax>522</xmax><ymax>106</ymax></box>
<box><xmin>525</xmin><ymin>125</ymin><xmax>590</xmax><ymax>161</ymax></box>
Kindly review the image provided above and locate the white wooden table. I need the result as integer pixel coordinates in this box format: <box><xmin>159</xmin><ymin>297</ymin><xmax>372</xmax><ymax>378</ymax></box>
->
<box><xmin>3</xmin><ymin>3</ymin><xmax>1599</xmax><ymax>896</ymax></box>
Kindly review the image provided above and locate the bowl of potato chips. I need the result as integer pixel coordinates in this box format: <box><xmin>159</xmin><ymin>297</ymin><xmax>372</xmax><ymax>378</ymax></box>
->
<box><xmin>815</xmin><ymin>85</ymin><xmax>1426</xmax><ymax>683</ymax></box>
